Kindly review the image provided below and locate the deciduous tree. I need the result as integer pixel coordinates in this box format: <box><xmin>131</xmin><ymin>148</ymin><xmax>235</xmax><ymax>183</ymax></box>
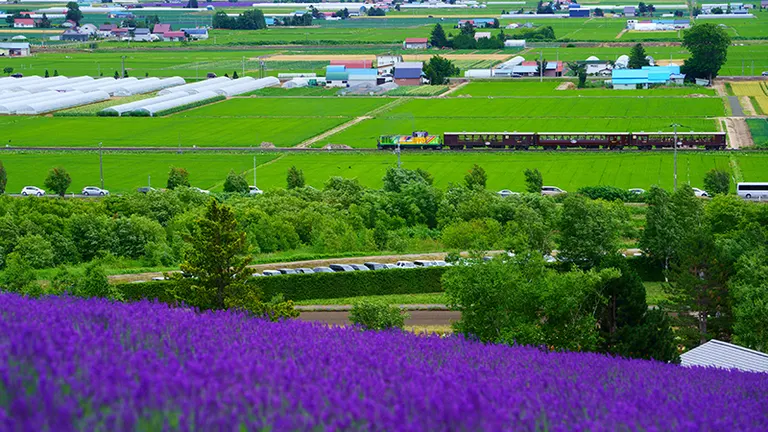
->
<box><xmin>44</xmin><ymin>166</ymin><xmax>72</xmax><ymax>197</ymax></box>
<box><xmin>523</xmin><ymin>168</ymin><xmax>543</xmax><ymax>193</ymax></box>
<box><xmin>166</xmin><ymin>167</ymin><xmax>190</xmax><ymax>190</ymax></box>
<box><xmin>286</xmin><ymin>165</ymin><xmax>305</xmax><ymax>189</ymax></box>
<box><xmin>464</xmin><ymin>164</ymin><xmax>487</xmax><ymax>190</ymax></box>
<box><xmin>65</xmin><ymin>2</ymin><xmax>83</xmax><ymax>25</ymax></box>
<box><xmin>703</xmin><ymin>168</ymin><xmax>730</xmax><ymax>195</ymax></box>
<box><xmin>223</xmin><ymin>170</ymin><xmax>249</xmax><ymax>193</ymax></box>
<box><xmin>558</xmin><ymin>195</ymin><xmax>628</xmax><ymax>267</ymax></box>
<box><xmin>681</xmin><ymin>23</ymin><xmax>731</xmax><ymax>80</ymax></box>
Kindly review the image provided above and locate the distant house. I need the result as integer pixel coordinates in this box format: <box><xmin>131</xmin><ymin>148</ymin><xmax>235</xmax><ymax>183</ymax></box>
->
<box><xmin>14</xmin><ymin>18</ymin><xmax>35</xmax><ymax>29</ymax></box>
<box><xmin>393</xmin><ymin>62</ymin><xmax>423</xmax><ymax>86</ymax></box>
<box><xmin>624</xmin><ymin>6</ymin><xmax>636</xmax><ymax>16</ymax></box>
<box><xmin>457</xmin><ymin>18</ymin><xmax>495</xmax><ymax>28</ymax></box>
<box><xmin>474</xmin><ymin>31</ymin><xmax>492</xmax><ymax>41</ymax></box>
<box><xmin>98</xmin><ymin>24</ymin><xmax>115</xmax><ymax>38</ymax></box>
<box><xmin>61</xmin><ymin>29</ymin><xmax>89</xmax><ymax>42</ymax></box>
<box><xmin>376</xmin><ymin>54</ymin><xmax>403</xmax><ymax>75</ymax></box>
<box><xmin>330</xmin><ymin>59</ymin><xmax>373</xmax><ymax>69</ymax></box>
<box><xmin>0</xmin><ymin>42</ymin><xmax>30</xmax><ymax>57</ymax></box>
<box><xmin>403</xmin><ymin>38</ymin><xmax>428</xmax><ymax>50</ymax></box>
<box><xmin>113</xmin><ymin>28</ymin><xmax>130</xmax><ymax>39</ymax></box>
<box><xmin>681</xmin><ymin>339</ymin><xmax>768</xmax><ymax>373</ymax></box>
<box><xmin>133</xmin><ymin>28</ymin><xmax>152</xmax><ymax>42</ymax></box>
<box><xmin>163</xmin><ymin>31</ymin><xmax>186</xmax><ymax>42</ymax></box>
<box><xmin>584</xmin><ymin>56</ymin><xmax>612</xmax><ymax>76</ymax></box>
<box><xmin>181</xmin><ymin>28</ymin><xmax>209</xmax><ymax>40</ymax></box>
<box><xmin>153</xmin><ymin>24</ymin><xmax>171</xmax><ymax>35</ymax></box>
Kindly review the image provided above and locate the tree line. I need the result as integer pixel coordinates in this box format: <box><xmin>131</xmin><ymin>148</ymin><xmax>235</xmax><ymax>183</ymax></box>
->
<box><xmin>0</xmin><ymin>162</ymin><xmax>766</xmax><ymax>357</ymax></box>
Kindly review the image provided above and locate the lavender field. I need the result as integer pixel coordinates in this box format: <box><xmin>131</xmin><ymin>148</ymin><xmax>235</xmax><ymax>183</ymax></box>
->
<box><xmin>1</xmin><ymin>294</ymin><xmax>767</xmax><ymax>431</ymax></box>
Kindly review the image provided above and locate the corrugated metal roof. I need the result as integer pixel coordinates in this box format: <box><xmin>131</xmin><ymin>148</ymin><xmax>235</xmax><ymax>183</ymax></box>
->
<box><xmin>612</xmin><ymin>69</ymin><xmax>648</xmax><ymax>79</ymax></box>
<box><xmin>394</xmin><ymin>69</ymin><xmax>421</xmax><ymax>79</ymax></box>
<box><xmin>346</xmin><ymin>68</ymin><xmax>377</xmax><ymax>77</ymax></box>
<box><xmin>512</xmin><ymin>65</ymin><xmax>538</xmax><ymax>73</ymax></box>
<box><xmin>681</xmin><ymin>340</ymin><xmax>768</xmax><ymax>373</ymax></box>
<box><xmin>0</xmin><ymin>43</ymin><xmax>30</xmax><ymax>49</ymax></box>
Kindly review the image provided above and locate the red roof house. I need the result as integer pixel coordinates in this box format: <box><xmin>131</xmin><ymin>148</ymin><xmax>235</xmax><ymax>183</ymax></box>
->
<box><xmin>13</xmin><ymin>18</ymin><xmax>36</xmax><ymax>28</ymax></box>
<box><xmin>403</xmin><ymin>38</ymin><xmax>429</xmax><ymax>49</ymax></box>
<box><xmin>163</xmin><ymin>31</ymin><xmax>186</xmax><ymax>41</ymax></box>
<box><xmin>330</xmin><ymin>59</ymin><xmax>373</xmax><ymax>69</ymax></box>
<box><xmin>152</xmin><ymin>24</ymin><xmax>171</xmax><ymax>34</ymax></box>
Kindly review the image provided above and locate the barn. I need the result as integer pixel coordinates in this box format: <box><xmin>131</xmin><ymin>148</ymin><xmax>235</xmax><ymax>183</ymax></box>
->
<box><xmin>403</xmin><ymin>38</ymin><xmax>428</xmax><ymax>50</ymax></box>
<box><xmin>394</xmin><ymin>62</ymin><xmax>423</xmax><ymax>85</ymax></box>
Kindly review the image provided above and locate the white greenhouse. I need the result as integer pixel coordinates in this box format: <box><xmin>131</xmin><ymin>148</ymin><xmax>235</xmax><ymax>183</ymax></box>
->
<box><xmin>101</xmin><ymin>92</ymin><xmax>188</xmax><ymax>116</ymax></box>
<box><xmin>158</xmin><ymin>76</ymin><xmax>231</xmax><ymax>95</ymax></box>
<box><xmin>14</xmin><ymin>91</ymin><xmax>110</xmax><ymax>115</ymax></box>
<box><xmin>133</xmin><ymin>90</ymin><xmax>219</xmax><ymax>117</ymax></box>
<box><xmin>112</xmin><ymin>76</ymin><xmax>186</xmax><ymax>97</ymax></box>
<box><xmin>0</xmin><ymin>76</ymin><xmax>43</xmax><ymax>91</ymax></box>
<box><xmin>215</xmin><ymin>77</ymin><xmax>279</xmax><ymax>96</ymax></box>
<box><xmin>62</xmin><ymin>77</ymin><xmax>118</xmax><ymax>92</ymax></box>
<box><xmin>0</xmin><ymin>91</ymin><xmax>64</xmax><ymax>114</ymax></box>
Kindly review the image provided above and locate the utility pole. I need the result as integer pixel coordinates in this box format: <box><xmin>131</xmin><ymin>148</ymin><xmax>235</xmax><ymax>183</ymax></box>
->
<box><xmin>253</xmin><ymin>155</ymin><xmax>257</xmax><ymax>186</ymax></box>
<box><xmin>671</xmin><ymin>123</ymin><xmax>681</xmax><ymax>191</ymax></box>
<box><xmin>539</xmin><ymin>50</ymin><xmax>543</xmax><ymax>83</ymax></box>
<box><xmin>99</xmin><ymin>142</ymin><xmax>104</xmax><ymax>189</ymax></box>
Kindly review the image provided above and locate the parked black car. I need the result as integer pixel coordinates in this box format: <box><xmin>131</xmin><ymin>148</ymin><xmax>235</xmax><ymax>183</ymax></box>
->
<box><xmin>329</xmin><ymin>264</ymin><xmax>355</xmax><ymax>272</ymax></box>
<box><xmin>137</xmin><ymin>187</ymin><xmax>156</xmax><ymax>194</ymax></box>
<box><xmin>364</xmin><ymin>262</ymin><xmax>388</xmax><ymax>270</ymax></box>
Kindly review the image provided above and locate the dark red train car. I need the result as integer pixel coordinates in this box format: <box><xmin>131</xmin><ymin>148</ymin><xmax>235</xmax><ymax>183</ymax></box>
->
<box><xmin>630</xmin><ymin>132</ymin><xmax>727</xmax><ymax>150</ymax></box>
<box><xmin>535</xmin><ymin>133</ymin><xmax>631</xmax><ymax>150</ymax></box>
<box><xmin>443</xmin><ymin>132</ymin><xmax>536</xmax><ymax>150</ymax></box>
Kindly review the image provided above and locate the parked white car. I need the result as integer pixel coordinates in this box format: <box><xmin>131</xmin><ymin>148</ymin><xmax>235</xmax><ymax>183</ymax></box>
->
<box><xmin>497</xmin><ymin>189</ymin><xmax>520</xmax><ymax>198</ymax></box>
<box><xmin>81</xmin><ymin>186</ymin><xmax>109</xmax><ymax>196</ymax></box>
<box><xmin>692</xmin><ymin>188</ymin><xmax>709</xmax><ymax>198</ymax></box>
<box><xmin>191</xmin><ymin>187</ymin><xmax>210</xmax><ymax>194</ymax></box>
<box><xmin>628</xmin><ymin>188</ymin><xmax>646</xmax><ymax>195</ymax></box>
<box><xmin>21</xmin><ymin>186</ymin><xmax>45</xmax><ymax>196</ymax></box>
<box><xmin>249</xmin><ymin>186</ymin><xmax>263</xmax><ymax>195</ymax></box>
<box><xmin>541</xmin><ymin>186</ymin><xmax>566</xmax><ymax>196</ymax></box>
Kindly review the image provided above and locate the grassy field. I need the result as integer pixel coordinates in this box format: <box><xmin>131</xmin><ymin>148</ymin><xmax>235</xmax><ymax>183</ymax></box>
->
<box><xmin>451</xmin><ymin>81</ymin><xmax>719</xmax><ymax>97</ymax></box>
<box><xmin>55</xmin><ymin>94</ymin><xmax>157</xmax><ymax>116</ymax></box>
<box><xmin>747</xmin><ymin>119</ymin><xmax>768</xmax><ymax>148</ymax></box>
<box><xmin>3</xmin><ymin>151</ymin><xmax>763</xmax><ymax>194</ymax></box>
<box><xmin>182</xmin><ymin>97</ymin><xmax>391</xmax><ymax>118</ymax></box>
<box><xmin>0</xmin><ymin>116</ymin><xmax>348</xmax><ymax>148</ymax></box>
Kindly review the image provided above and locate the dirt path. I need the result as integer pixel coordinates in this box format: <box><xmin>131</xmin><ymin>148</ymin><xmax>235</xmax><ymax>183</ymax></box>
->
<box><xmin>615</xmin><ymin>29</ymin><xmax>628</xmax><ymax>39</ymax></box>
<box><xmin>724</xmin><ymin>117</ymin><xmax>754</xmax><ymax>149</ymax></box>
<box><xmin>728</xmin><ymin>96</ymin><xmax>745</xmax><ymax>117</ymax></box>
<box><xmin>439</xmin><ymin>81</ymin><xmax>469</xmax><ymax>98</ymax></box>
<box><xmin>740</xmin><ymin>96</ymin><xmax>757</xmax><ymax>116</ymax></box>
<box><xmin>297</xmin><ymin>116</ymin><xmax>371</xmax><ymax>148</ymax></box>
<box><xmin>297</xmin><ymin>310</ymin><xmax>461</xmax><ymax>327</ymax></box>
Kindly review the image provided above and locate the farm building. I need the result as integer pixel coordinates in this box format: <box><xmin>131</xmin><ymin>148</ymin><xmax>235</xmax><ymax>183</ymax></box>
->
<box><xmin>347</xmin><ymin>69</ymin><xmax>378</xmax><ymax>88</ymax></box>
<box><xmin>626</xmin><ymin>19</ymin><xmax>690</xmax><ymax>31</ymax></box>
<box><xmin>0</xmin><ymin>42</ymin><xmax>30</xmax><ymax>57</ymax></box>
<box><xmin>584</xmin><ymin>56</ymin><xmax>612</xmax><ymax>76</ymax></box>
<box><xmin>762</xmin><ymin>0</ymin><xmax>768</xmax><ymax>8</ymax></box>
<box><xmin>80</xmin><ymin>24</ymin><xmax>98</xmax><ymax>36</ymax></box>
<box><xmin>569</xmin><ymin>8</ymin><xmax>590</xmax><ymax>17</ymax></box>
<box><xmin>376</xmin><ymin>54</ymin><xmax>402</xmax><ymax>75</ymax></box>
<box><xmin>611</xmin><ymin>65</ymin><xmax>683</xmax><ymax>89</ymax></box>
<box><xmin>504</xmin><ymin>39</ymin><xmax>526</xmax><ymax>48</ymax></box>
<box><xmin>163</xmin><ymin>31</ymin><xmax>186</xmax><ymax>42</ymax></box>
<box><xmin>153</xmin><ymin>24</ymin><xmax>172</xmax><ymax>35</ymax></box>
<box><xmin>624</xmin><ymin>6</ymin><xmax>636</xmax><ymax>16</ymax></box>
<box><xmin>680</xmin><ymin>340</ymin><xmax>768</xmax><ymax>373</ymax></box>
<box><xmin>133</xmin><ymin>28</ymin><xmax>153</xmax><ymax>42</ymax></box>
<box><xmin>182</xmin><ymin>28</ymin><xmax>209</xmax><ymax>40</ymax></box>
<box><xmin>325</xmin><ymin>65</ymin><xmax>348</xmax><ymax>87</ymax></box>
<box><xmin>457</xmin><ymin>18</ymin><xmax>495</xmax><ymax>28</ymax></box>
<box><xmin>98</xmin><ymin>24</ymin><xmax>115</xmax><ymax>38</ymax></box>
<box><xmin>520</xmin><ymin>61</ymin><xmax>564</xmax><ymax>77</ymax></box>
<box><xmin>394</xmin><ymin>62</ymin><xmax>424</xmax><ymax>86</ymax></box>
<box><xmin>403</xmin><ymin>38</ymin><xmax>428</xmax><ymax>49</ymax></box>
<box><xmin>13</xmin><ymin>18</ymin><xmax>35</xmax><ymax>28</ymax></box>
<box><xmin>474</xmin><ymin>31</ymin><xmax>492</xmax><ymax>41</ymax></box>
<box><xmin>330</xmin><ymin>60</ymin><xmax>373</xmax><ymax>69</ymax></box>
<box><xmin>61</xmin><ymin>30</ymin><xmax>89</xmax><ymax>42</ymax></box>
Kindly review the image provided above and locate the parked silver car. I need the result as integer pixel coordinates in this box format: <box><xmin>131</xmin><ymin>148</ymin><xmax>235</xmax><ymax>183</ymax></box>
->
<box><xmin>249</xmin><ymin>186</ymin><xmax>264</xmax><ymax>195</ymax></box>
<box><xmin>395</xmin><ymin>261</ymin><xmax>416</xmax><ymax>268</ymax></box>
<box><xmin>81</xmin><ymin>186</ymin><xmax>109</xmax><ymax>196</ymax></box>
<box><xmin>541</xmin><ymin>186</ymin><xmax>566</xmax><ymax>196</ymax></box>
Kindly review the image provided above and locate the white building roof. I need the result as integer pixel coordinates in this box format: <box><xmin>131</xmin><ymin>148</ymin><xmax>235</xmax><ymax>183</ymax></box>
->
<box><xmin>681</xmin><ymin>340</ymin><xmax>768</xmax><ymax>373</ymax></box>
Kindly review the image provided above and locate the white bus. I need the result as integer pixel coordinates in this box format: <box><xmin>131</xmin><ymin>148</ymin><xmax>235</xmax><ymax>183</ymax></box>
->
<box><xmin>737</xmin><ymin>182</ymin><xmax>768</xmax><ymax>200</ymax></box>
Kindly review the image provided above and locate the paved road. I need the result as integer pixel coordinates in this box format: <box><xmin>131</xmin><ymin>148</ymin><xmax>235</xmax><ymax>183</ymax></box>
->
<box><xmin>298</xmin><ymin>310</ymin><xmax>461</xmax><ymax>327</ymax></box>
<box><xmin>728</xmin><ymin>96</ymin><xmax>745</xmax><ymax>117</ymax></box>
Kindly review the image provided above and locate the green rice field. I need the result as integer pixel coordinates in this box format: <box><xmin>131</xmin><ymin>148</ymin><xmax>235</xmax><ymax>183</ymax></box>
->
<box><xmin>183</xmin><ymin>97</ymin><xmax>391</xmax><ymax>118</ymax></box>
<box><xmin>2</xmin><ymin>151</ymin><xmax>765</xmax><ymax>194</ymax></box>
<box><xmin>747</xmin><ymin>119</ymin><xmax>768</xmax><ymax>148</ymax></box>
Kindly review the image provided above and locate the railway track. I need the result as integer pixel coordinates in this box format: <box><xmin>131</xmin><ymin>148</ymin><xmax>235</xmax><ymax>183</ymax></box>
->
<box><xmin>0</xmin><ymin>146</ymin><xmax>758</xmax><ymax>153</ymax></box>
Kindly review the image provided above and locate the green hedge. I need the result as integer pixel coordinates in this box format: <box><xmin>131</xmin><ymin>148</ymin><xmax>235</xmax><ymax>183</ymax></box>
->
<box><xmin>153</xmin><ymin>95</ymin><xmax>226</xmax><ymax>117</ymax></box>
<box><xmin>115</xmin><ymin>267</ymin><xmax>448</xmax><ymax>304</ymax></box>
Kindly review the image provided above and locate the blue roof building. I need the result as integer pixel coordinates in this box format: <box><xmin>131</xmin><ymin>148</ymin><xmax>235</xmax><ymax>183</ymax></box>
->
<box><xmin>613</xmin><ymin>66</ymin><xmax>684</xmax><ymax>89</ymax></box>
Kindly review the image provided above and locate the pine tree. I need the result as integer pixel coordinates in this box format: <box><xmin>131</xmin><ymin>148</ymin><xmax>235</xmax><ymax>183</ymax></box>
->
<box><xmin>429</xmin><ymin>23</ymin><xmax>448</xmax><ymax>48</ymax></box>
<box><xmin>628</xmin><ymin>43</ymin><xmax>650</xmax><ymax>69</ymax></box>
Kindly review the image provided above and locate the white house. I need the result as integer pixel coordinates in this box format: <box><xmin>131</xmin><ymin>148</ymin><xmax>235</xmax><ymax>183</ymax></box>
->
<box><xmin>376</xmin><ymin>54</ymin><xmax>402</xmax><ymax>75</ymax></box>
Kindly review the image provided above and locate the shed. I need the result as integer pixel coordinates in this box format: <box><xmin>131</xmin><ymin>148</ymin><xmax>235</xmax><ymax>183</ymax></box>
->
<box><xmin>624</xmin><ymin>6</ymin><xmax>635</xmax><ymax>16</ymax></box>
<box><xmin>612</xmin><ymin>69</ymin><xmax>649</xmax><ymax>89</ymax></box>
<box><xmin>504</xmin><ymin>39</ymin><xmax>526</xmax><ymax>48</ymax></box>
<box><xmin>330</xmin><ymin>60</ymin><xmax>373</xmax><ymax>69</ymax></box>
<box><xmin>133</xmin><ymin>28</ymin><xmax>152</xmax><ymax>42</ymax></box>
<box><xmin>403</xmin><ymin>38</ymin><xmax>428</xmax><ymax>50</ymax></box>
<box><xmin>681</xmin><ymin>340</ymin><xmax>768</xmax><ymax>373</ymax></box>
<box><xmin>181</xmin><ymin>28</ymin><xmax>209</xmax><ymax>40</ymax></box>
<box><xmin>325</xmin><ymin>65</ymin><xmax>349</xmax><ymax>86</ymax></box>
<box><xmin>347</xmin><ymin>68</ymin><xmax>378</xmax><ymax>88</ymax></box>
<box><xmin>474</xmin><ymin>31</ymin><xmax>492</xmax><ymax>40</ymax></box>
<box><xmin>98</xmin><ymin>24</ymin><xmax>115</xmax><ymax>38</ymax></box>
<box><xmin>0</xmin><ymin>42</ymin><xmax>31</xmax><ymax>57</ymax></box>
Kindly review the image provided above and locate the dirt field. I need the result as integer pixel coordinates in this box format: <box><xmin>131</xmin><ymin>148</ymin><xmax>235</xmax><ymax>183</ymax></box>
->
<box><xmin>265</xmin><ymin>54</ymin><xmax>512</xmax><ymax>62</ymax></box>
<box><xmin>655</xmin><ymin>59</ymin><xmax>685</xmax><ymax>66</ymax></box>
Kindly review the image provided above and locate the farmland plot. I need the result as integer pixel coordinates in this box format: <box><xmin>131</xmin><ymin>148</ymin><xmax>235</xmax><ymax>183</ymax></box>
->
<box><xmin>181</xmin><ymin>97</ymin><xmax>391</xmax><ymax>118</ymax></box>
<box><xmin>452</xmin><ymin>81</ymin><xmax>718</xmax><ymax>97</ymax></box>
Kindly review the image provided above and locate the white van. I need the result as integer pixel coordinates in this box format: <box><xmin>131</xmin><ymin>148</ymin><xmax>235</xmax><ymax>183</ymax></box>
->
<box><xmin>737</xmin><ymin>182</ymin><xmax>768</xmax><ymax>200</ymax></box>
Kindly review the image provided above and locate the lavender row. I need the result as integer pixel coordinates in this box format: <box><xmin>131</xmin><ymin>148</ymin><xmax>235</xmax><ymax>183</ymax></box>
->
<box><xmin>1</xmin><ymin>293</ymin><xmax>767</xmax><ymax>431</ymax></box>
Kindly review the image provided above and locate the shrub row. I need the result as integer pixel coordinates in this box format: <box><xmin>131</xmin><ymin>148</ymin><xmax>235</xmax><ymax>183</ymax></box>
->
<box><xmin>153</xmin><ymin>95</ymin><xmax>226</xmax><ymax>117</ymax></box>
<box><xmin>116</xmin><ymin>266</ymin><xmax>448</xmax><ymax>304</ymax></box>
